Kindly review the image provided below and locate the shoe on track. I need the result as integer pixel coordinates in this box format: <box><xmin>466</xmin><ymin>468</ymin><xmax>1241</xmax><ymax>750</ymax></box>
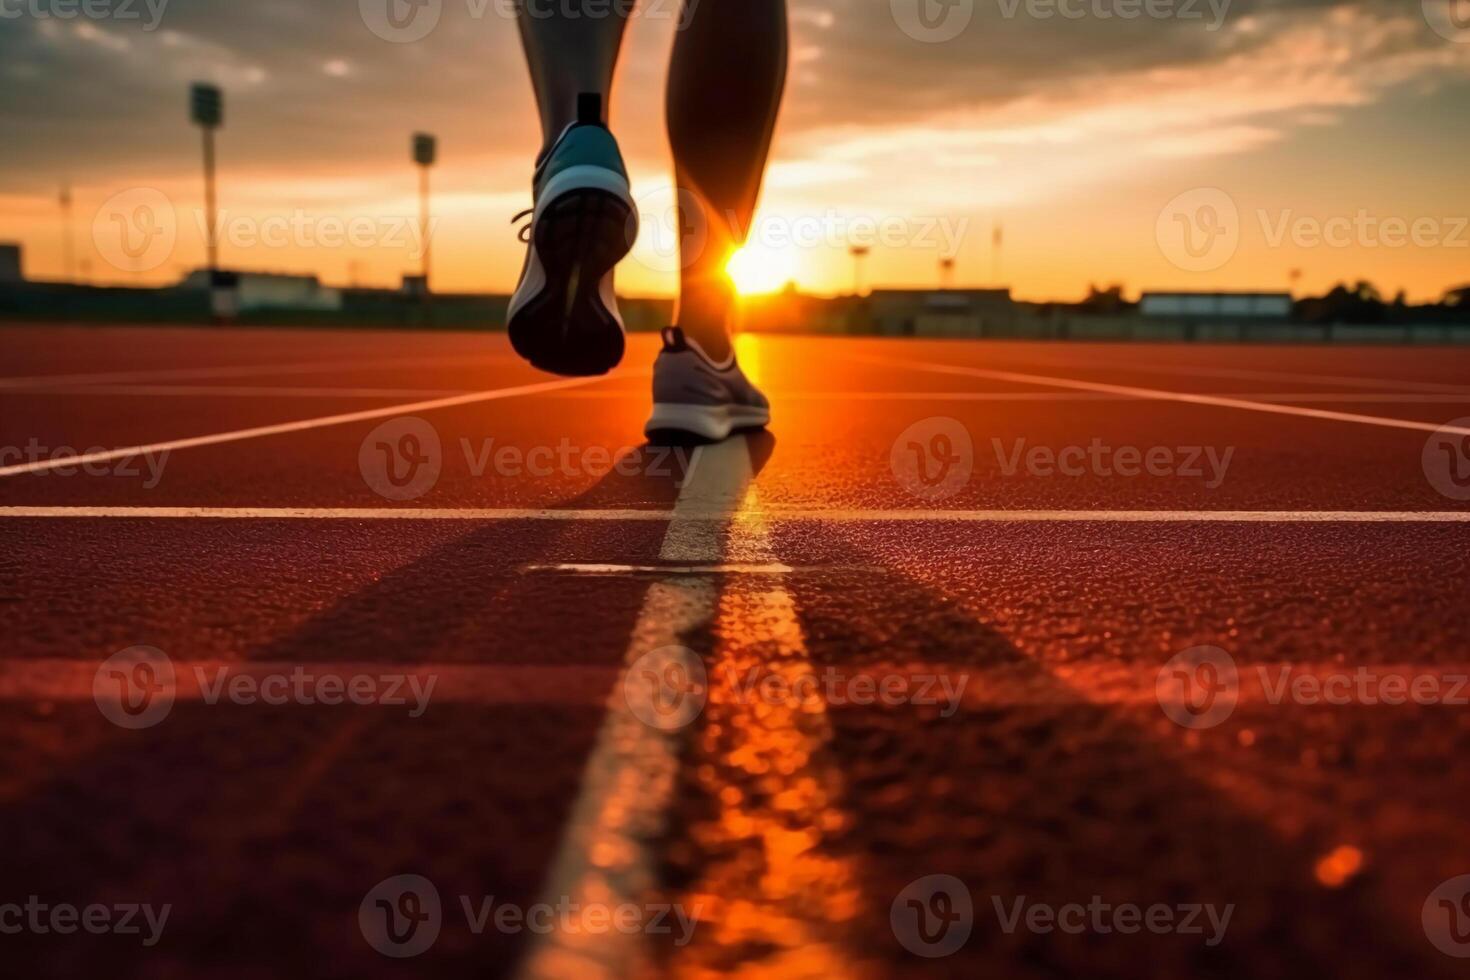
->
<box><xmin>645</xmin><ymin>327</ymin><xmax>771</xmax><ymax>441</ymax></box>
<box><xmin>508</xmin><ymin>93</ymin><xmax>636</xmax><ymax>377</ymax></box>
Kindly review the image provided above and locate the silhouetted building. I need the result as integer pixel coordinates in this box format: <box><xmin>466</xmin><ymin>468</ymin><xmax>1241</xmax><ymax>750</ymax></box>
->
<box><xmin>180</xmin><ymin>269</ymin><xmax>342</xmax><ymax>312</ymax></box>
<box><xmin>868</xmin><ymin>288</ymin><xmax>1015</xmax><ymax>337</ymax></box>
<box><xmin>0</xmin><ymin>243</ymin><xmax>21</xmax><ymax>283</ymax></box>
<box><xmin>1139</xmin><ymin>291</ymin><xmax>1291</xmax><ymax>319</ymax></box>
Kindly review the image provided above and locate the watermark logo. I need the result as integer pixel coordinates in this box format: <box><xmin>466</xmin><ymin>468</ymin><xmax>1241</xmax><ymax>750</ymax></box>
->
<box><xmin>1424</xmin><ymin>875</ymin><xmax>1470</xmax><ymax>957</ymax></box>
<box><xmin>360</xmin><ymin>416</ymin><xmax>443</xmax><ymax>501</ymax></box>
<box><xmin>1156</xmin><ymin>645</ymin><xmax>1238</xmax><ymax>729</ymax></box>
<box><xmin>361</xmin><ymin>874</ymin><xmax>442</xmax><ymax>957</ymax></box>
<box><xmin>1422</xmin><ymin>418</ymin><xmax>1470</xmax><ymax>501</ymax></box>
<box><xmin>1156</xmin><ymin>188</ymin><xmax>1239</xmax><ymax>273</ymax></box>
<box><xmin>994</xmin><ymin>0</ymin><xmax>1229</xmax><ymax>29</ymax></box>
<box><xmin>360</xmin><ymin>0</ymin><xmax>442</xmax><ymax>41</ymax></box>
<box><xmin>993</xmin><ymin>437</ymin><xmax>1234</xmax><ymax>488</ymax></box>
<box><xmin>0</xmin><ymin>897</ymin><xmax>171</xmax><ymax>946</ymax></box>
<box><xmin>0</xmin><ymin>0</ymin><xmax>171</xmax><ymax>30</ymax></box>
<box><xmin>1424</xmin><ymin>0</ymin><xmax>1470</xmax><ymax>43</ymax></box>
<box><xmin>93</xmin><ymin>646</ymin><xmax>175</xmax><ymax>730</ymax></box>
<box><xmin>623</xmin><ymin>645</ymin><xmax>707</xmax><ymax>731</ymax></box>
<box><xmin>891</xmin><ymin>874</ymin><xmax>973</xmax><ymax>957</ymax></box>
<box><xmin>630</xmin><ymin>184</ymin><xmax>706</xmax><ymax>275</ymax></box>
<box><xmin>991</xmin><ymin>895</ymin><xmax>1232</xmax><ymax>945</ymax></box>
<box><xmin>891</xmin><ymin>417</ymin><xmax>974</xmax><ymax>501</ymax></box>
<box><xmin>891</xmin><ymin>0</ymin><xmax>974</xmax><ymax>42</ymax></box>
<box><xmin>93</xmin><ymin>187</ymin><xmax>177</xmax><ymax>274</ymax></box>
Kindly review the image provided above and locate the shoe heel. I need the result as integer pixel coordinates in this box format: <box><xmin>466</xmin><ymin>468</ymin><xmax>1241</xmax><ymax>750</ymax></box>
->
<box><xmin>509</xmin><ymin>188</ymin><xmax>636</xmax><ymax>377</ymax></box>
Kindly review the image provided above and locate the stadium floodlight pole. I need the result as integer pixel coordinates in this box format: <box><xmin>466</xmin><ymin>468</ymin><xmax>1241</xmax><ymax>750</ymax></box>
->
<box><xmin>58</xmin><ymin>181</ymin><xmax>75</xmax><ymax>283</ymax></box>
<box><xmin>849</xmin><ymin>244</ymin><xmax>870</xmax><ymax>297</ymax></box>
<box><xmin>190</xmin><ymin>83</ymin><xmax>224</xmax><ymax>275</ymax></box>
<box><xmin>413</xmin><ymin>133</ymin><xmax>437</xmax><ymax>299</ymax></box>
<box><xmin>939</xmin><ymin>256</ymin><xmax>955</xmax><ymax>291</ymax></box>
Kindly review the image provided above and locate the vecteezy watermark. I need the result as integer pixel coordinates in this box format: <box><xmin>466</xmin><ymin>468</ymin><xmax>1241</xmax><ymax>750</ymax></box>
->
<box><xmin>890</xmin><ymin>0</ymin><xmax>974</xmax><ymax>42</ymax></box>
<box><xmin>1424</xmin><ymin>875</ymin><xmax>1470</xmax><ymax>957</ymax></box>
<box><xmin>361</xmin><ymin>875</ymin><xmax>442</xmax><ymax>958</ymax></box>
<box><xmin>359</xmin><ymin>415</ymin><xmax>699</xmax><ymax>502</ymax></box>
<box><xmin>0</xmin><ymin>0</ymin><xmax>169</xmax><ymax>30</ymax></box>
<box><xmin>359</xmin><ymin>875</ymin><xmax>703</xmax><ymax>957</ymax></box>
<box><xmin>991</xmin><ymin>895</ymin><xmax>1233</xmax><ymax>946</ymax></box>
<box><xmin>1258</xmin><ymin>210</ymin><xmax>1469</xmax><ymax>251</ymax></box>
<box><xmin>992</xmin><ymin>437</ymin><xmax>1234</xmax><ymax>489</ymax></box>
<box><xmin>1157</xmin><ymin>646</ymin><xmax>1239</xmax><ymax>729</ymax></box>
<box><xmin>359</xmin><ymin>0</ymin><xmax>694</xmax><ymax>43</ymax></box>
<box><xmin>1158</xmin><ymin>645</ymin><xmax>1470</xmax><ymax>730</ymax></box>
<box><xmin>199</xmin><ymin>210</ymin><xmax>433</xmax><ymax>258</ymax></box>
<box><xmin>1156</xmin><ymin>187</ymin><xmax>1240</xmax><ymax>273</ymax></box>
<box><xmin>623</xmin><ymin>645</ymin><xmax>708</xmax><ymax>732</ymax></box>
<box><xmin>92</xmin><ymin>189</ymin><xmax>432</xmax><ymax>276</ymax></box>
<box><xmin>93</xmin><ymin>187</ymin><xmax>178</xmax><ymax>275</ymax></box>
<box><xmin>630</xmin><ymin>187</ymin><xmax>968</xmax><ymax>274</ymax></box>
<box><xmin>891</xmin><ymin>875</ymin><xmax>974</xmax><ymax>957</ymax></box>
<box><xmin>891</xmin><ymin>419</ymin><xmax>1235</xmax><ymax>501</ymax></box>
<box><xmin>1158</xmin><ymin>188</ymin><xmax>1470</xmax><ymax>271</ymax></box>
<box><xmin>995</xmin><ymin>0</ymin><xmax>1229</xmax><ymax>30</ymax></box>
<box><xmin>94</xmin><ymin>646</ymin><xmax>177</xmax><ymax>729</ymax></box>
<box><xmin>0</xmin><ymin>440</ymin><xmax>169</xmax><ymax>487</ymax></box>
<box><xmin>93</xmin><ymin>647</ymin><xmax>438</xmax><ymax>730</ymax></box>
<box><xmin>723</xmin><ymin>664</ymin><xmax>969</xmax><ymax>718</ymax></box>
<box><xmin>360</xmin><ymin>417</ymin><xmax>443</xmax><ymax>501</ymax></box>
<box><xmin>891</xmin><ymin>417</ymin><xmax>975</xmax><ymax>502</ymax></box>
<box><xmin>1422</xmin><ymin>418</ymin><xmax>1470</xmax><ymax>501</ymax></box>
<box><xmin>1423</xmin><ymin>0</ymin><xmax>1470</xmax><ymax>44</ymax></box>
<box><xmin>0</xmin><ymin>897</ymin><xmax>171</xmax><ymax>947</ymax></box>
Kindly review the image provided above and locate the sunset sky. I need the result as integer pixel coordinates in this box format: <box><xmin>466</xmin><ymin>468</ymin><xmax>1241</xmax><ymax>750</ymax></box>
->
<box><xmin>2</xmin><ymin>0</ymin><xmax>1468</xmax><ymax>301</ymax></box>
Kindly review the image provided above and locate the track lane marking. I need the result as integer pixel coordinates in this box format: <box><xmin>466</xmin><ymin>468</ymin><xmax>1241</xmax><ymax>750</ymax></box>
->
<box><xmin>857</xmin><ymin>353</ymin><xmax>1470</xmax><ymax>437</ymax></box>
<box><xmin>0</xmin><ymin>375</ymin><xmax>614</xmax><ymax>479</ymax></box>
<box><xmin>13</xmin><ymin>385</ymin><xmax>1470</xmax><ymax>404</ymax></box>
<box><xmin>5</xmin><ymin>383</ymin><xmax>474</xmax><ymax>399</ymax></box>
<box><xmin>0</xmin><ymin>352</ymin><xmax>520</xmax><ymax>390</ymax></box>
<box><xmin>516</xmin><ymin>438</ymin><xmax>749</xmax><ymax>977</ymax></box>
<box><xmin>3</xmin><ymin>507</ymin><xmax>1467</xmax><ymax>522</ymax></box>
<box><xmin>978</xmin><ymin>354</ymin><xmax>1470</xmax><ymax>395</ymax></box>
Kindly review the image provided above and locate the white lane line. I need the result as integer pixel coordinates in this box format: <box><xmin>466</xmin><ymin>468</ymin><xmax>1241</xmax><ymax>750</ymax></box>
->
<box><xmin>0</xmin><ymin>352</ymin><xmax>517</xmax><ymax>390</ymax></box>
<box><xmin>538</xmin><ymin>390</ymin><xmax>1470</xmax><ymax>403</ymax></box>
<box><xmin>517</xmin><ymin>438</ymin><xmax>753</xmax><ymax>979</ymax></box>
<box><xmin>4</xmin><ymin>506</ymin><xmax>1468</xmax><ymax>523</ymax></box>
<box><xmin>860</xmin><ymin>353</ymin><xmax>1470</xmax><ymax>438</ymax></box>
<box><xmin>5</xmin><ymin>383</ymin><xmax>472</xmax><ymax>399</ymax></box>
<box><xmin>18</xmin><ymin>383</ymin><xmax>1470</xmax><ymax>404</ymax></box>
<box><xmin>0</xmin><ymin>375</ymin><xmax>608</xmax><ymax>479</ymax></box>
<box><xmin>525</xmin><ymin>562</ymin><xmax>796</xmax><ymax>574</ymax></box>
<box><xmin>987</xmin><ymin>354</ymin><xmax>1470</xmax><ymax>395</ymax></box>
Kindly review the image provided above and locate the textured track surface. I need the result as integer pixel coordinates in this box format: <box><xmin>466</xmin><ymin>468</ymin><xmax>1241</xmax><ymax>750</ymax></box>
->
<box><xmin>3</xmin><ymin>324</ymin><xmax>1470</xmax><ymax>978</ymax></box>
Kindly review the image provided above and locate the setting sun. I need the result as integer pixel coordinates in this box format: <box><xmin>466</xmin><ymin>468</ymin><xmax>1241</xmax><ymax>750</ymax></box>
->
<box><xmin>727</xmin><ymin>245</ymin><xmax>794</xmax><ymax>296</ymax></box>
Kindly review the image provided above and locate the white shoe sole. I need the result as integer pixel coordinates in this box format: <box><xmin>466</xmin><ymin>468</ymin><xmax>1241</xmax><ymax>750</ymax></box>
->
<box><xmin>645</xmin><ymin>403</ymin><xmax>771</xmax><ymax>441</ymax></box>
<box><xmin>507</xmin><ymin>165</ymin><xmax>637</xmax><ymax>376</ymax></box>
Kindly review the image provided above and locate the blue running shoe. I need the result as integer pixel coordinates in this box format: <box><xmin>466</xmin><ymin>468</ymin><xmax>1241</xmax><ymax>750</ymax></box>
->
<box><xmin>508</xmin><ymin>93</ymin><xmax>637</xmax><ymax>377</ymax></box>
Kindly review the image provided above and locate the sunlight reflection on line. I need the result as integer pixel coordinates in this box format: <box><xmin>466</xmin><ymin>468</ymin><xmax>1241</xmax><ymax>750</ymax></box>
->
<box><xmin>666</xmin><ymin>484</ymin><xmax>869</xmax><ymax>978</ymax></box>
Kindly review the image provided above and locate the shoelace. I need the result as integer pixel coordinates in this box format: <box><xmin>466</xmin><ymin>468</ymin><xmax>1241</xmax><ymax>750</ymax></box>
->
<box><xmin>512</xmin><ymin>208</ymin><xmax>534</xmax><ymax>244</ymax></box>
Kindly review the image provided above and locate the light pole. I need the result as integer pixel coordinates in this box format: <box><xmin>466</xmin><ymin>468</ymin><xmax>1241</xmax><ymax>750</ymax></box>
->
<box><xmin>413</xmin><ymin>133</ymin><xmax>436</xmax><ymax>300</ymax></box>
<box><xmin>190</xmin><ymin>82</ymin><xmax>231</xmax><ymax>321</ymax></box>
<box><xmin>58</xmin><ymin>181</ymin><xmax>75</xmax><ymax>283</ymax></box>
<box><xmin>849</xmin><ymin>244</ymin><xmax>870</xmax><ymax>297</ymax></box>
<box><xmin>939</xmin><ymin>256</ymin><xmax>955</xmax><ymax>291</ymax></box>
<box><xmin>190</xmin><ymin>83</ymin><xmax>223</xmax><ymax>275</ymax></box>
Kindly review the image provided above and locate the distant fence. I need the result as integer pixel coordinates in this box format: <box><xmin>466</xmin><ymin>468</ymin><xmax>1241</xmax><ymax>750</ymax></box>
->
<box><xmin>874</xmin><ymin>311</ymin><xmax>1470</xmax><ymax>345</ymax></box>
<box><xmin>0</xmin><ymin>283</ymin><xmax>675</xmax><ymax>333</ymax></box>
